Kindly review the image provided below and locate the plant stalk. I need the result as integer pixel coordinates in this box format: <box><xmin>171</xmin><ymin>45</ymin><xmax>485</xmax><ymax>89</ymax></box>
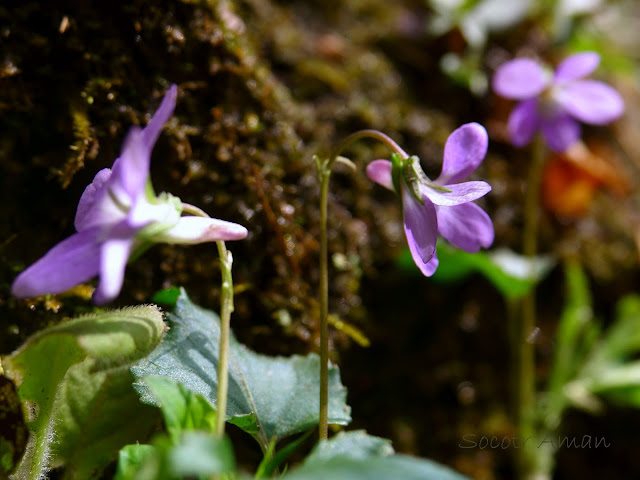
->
<box><xmin>517</xmin><ymin>135</ymin><xmax>547</xmax><ymax>479</ymax></box>
<box><xmin>215</xmin><ymin>240</ymin><xmax>233</xmax><ymax>438</ymax></box>
<box><xmin>182</xmin><ymin>203</ymin><xmax>234</xmax><ymax>438</ymax></box>
<box><xmin>318</xmin><ymin>166</ymin><xmax>330</xmax><ymax>441</ymax></box>
<box><xmin>317</xmin><ymin>130</ymin><xmax>408</xmax><ymax>441</ymax></box>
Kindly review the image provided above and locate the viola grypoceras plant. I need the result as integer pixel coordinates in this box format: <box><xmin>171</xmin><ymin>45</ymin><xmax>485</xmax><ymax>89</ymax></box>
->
<box><xmin>316</xmin><ymin>123</ymin><xmax>494</xmax><ymax>440</ymax></box>
<box><xmin>11</xmin><ymin>84</ymin><xmax>248</xmax><ymax>305</ymax></box>
<box><xmin>366</xmin><ymin>122</ymin><xmax>494</xmax><ymax>275</ymax></box>
<box><xmin>492</xmin><ymin>52</ymin><xmax>624</xmax><ymax>152</ymax></box>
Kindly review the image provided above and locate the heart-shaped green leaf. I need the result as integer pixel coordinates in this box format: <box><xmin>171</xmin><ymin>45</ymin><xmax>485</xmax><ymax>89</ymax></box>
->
<box><xmin>132</xmin><ymin>289</ymin><xmax>351</xmax><ymax>450</ymax></box>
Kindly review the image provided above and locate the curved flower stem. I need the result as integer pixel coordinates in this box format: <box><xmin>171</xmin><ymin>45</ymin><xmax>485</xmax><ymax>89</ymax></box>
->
<box><xmin>182</xmin><ymin>202</ymin><xmax>234</xmax><ymax>438</ymax></box>
<box><xmin>316</xmin><ymin>130</ymin><xmax>407</xmax><ymax>441</ymax></box>
<box><xmin>328</xmin><ymin>130</ymin><xmax>409</xmax><ymax>171</ymax></box>
<box><xmin>517</xmin><ymin>135</ymin><xmax>547</xmax><ymax>479</ymax></box>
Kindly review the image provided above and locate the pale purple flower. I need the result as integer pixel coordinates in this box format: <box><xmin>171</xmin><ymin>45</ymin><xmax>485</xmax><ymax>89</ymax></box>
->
<box><xmin>492</xmin><ymin>52</ymin><xmax>624</xmax><ymax>152</ymax></box>
<box><xmin>12</xmin><ymin>85</ymin><xmax>248</xmax><ymax>304</ymax></box>
<box><xmin>366</xmin><ymin>123</ymin><xmax>494</xmax><ymax>276</ymax></box>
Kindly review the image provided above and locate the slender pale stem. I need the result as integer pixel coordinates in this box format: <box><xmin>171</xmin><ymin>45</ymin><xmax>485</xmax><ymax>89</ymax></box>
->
<box><xmin>517</xmin><ymin>135</ymin><xmax>547</xmax><ymax>479</ymax></box>
<box><xmin>318</xmin><ymin>167</ymin><xmax>330</xmax><ymax>441</ymax></box>
<box><xmin>329</xmin><ymin>130</ymin><xmax>409</xmax><ymax>171</ymax></box>
<box><xmin>317</xmin><ymin>130</ymin><xmax>408</xmax><ymax>441</ymax></box>
<box><xmin>215</xmin><ymin>240</ymin><xmax>233</xmax><ymax>438</ymax></box>
<box><xmin>182</xmin><ymin>202</ymin><xmax>234</xmax><ymax>438</ymax></box>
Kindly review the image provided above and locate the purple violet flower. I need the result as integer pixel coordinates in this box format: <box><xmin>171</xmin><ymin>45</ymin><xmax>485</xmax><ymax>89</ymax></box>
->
<box><xmin>492</xmin><ymin>52</ymin><xmax>624</xmax><ymax>152</ymax></box>
<box><xmin>12</xmin><ymin>85</ymin><xmax>248</xmax><ymax>304</ymax></box>
<box><xmin>366</xmin><ymin>123</ymin><xmax>494</xmax><ymax>276</ymax></box>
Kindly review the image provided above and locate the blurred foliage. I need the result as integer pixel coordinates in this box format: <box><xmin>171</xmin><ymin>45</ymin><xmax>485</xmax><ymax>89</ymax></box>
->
<box><xmin>542</xmin><ymin>263</ymin><xmax>640</xmax><ymax>438</ymax></box>
<box><xmin>398</xmin><ymin>241</ymin><xmax>554</xmax><ymax>299</ymax></box>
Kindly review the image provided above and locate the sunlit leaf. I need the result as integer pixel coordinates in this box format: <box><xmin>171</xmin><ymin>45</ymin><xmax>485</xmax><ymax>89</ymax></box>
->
<box><xmin>3</xmin><ymin>306</ymin><xmax>166</xmax><ymax>480</ymax></box>
<box><xmin>132</xmin><ymin>289</ymin><xmax>351</xmax><ymax>450</ymax></box>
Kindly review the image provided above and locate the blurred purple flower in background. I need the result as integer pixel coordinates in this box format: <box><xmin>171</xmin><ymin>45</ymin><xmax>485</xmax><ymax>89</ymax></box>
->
<box><xmin>366</xmin><ymin>123</ymin><xmax>494</xmax><ymax>276</ymax></box>
<box><xmin>493</xmin><ymin>52</ymin><xmax>624</xmax><ymax>152</ymax></box>
<box><xmin>12</xmin><ymin>85</ymin><xmax>248</xmax><ymax>304</ymax></box>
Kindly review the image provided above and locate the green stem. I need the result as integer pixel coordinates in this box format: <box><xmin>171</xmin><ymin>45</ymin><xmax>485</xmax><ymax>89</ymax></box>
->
<box><xmin>182</xmin><ymin>203</ymin><xmax>234</xmax><ymax>438</ymax></box>
<box><xmin>215</xmin><ymin>240</ymin><xmax>233</xmax><ymax>438</ymax></box>
<box><xmin>317</xmin><ymin>130</ymin><xmax>407</xmax><ymax>441</ymax></box>
<box><xmin>318</xmin><ymin>166</ymin><xmax>330</xmax><ymax>441</ymax></box>
<box><xmin>517</xmin><ymin>135</ymin><xmax>547</xmax><ymax>479</ymax></box>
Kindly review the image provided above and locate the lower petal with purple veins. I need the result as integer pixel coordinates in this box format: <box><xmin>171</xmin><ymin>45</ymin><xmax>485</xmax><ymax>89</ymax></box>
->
<box><xmin>424</xmin><ymin>181</ymin><xmax>491</xmax><ymax>206</ymax></box>
<box><xmin>11</xmin><ymin>227</ymin><xmax>103</xmax><ymax>298</ymax></box>
<box><xmin>436</xmin><ymin>203</ymin><xmax>494</xmax><ymax>253</ymax></box>
<box><xmin>402</xmin><ymin>187</ymin><xmax>438</xmax><ymax>274</ymax></box>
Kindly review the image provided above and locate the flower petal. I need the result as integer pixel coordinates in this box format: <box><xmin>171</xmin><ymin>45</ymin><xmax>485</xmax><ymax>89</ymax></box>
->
<box><xmin>554</xmin><ymin>52</ymin><xmax>600</xmax><ymax>83</ymax></box>
<box><xmin>91</xmin><ymin>85</ymin><xmax>177</xmax><ymax>223</ymax></box>
<box><xmin>556</xmin><ymin>80</ymin><xmax>624</xmax><ymax>125</ymax></box>
<box><xmin>422</xmin><ymin>251</ymin><xmax>439</xmax><ymax>277</ymax></box>
<box><xmin>437</xmin><ymin>203</ymin><xmax>494</xmax><ymax>252</ymax></box>
<box><xmin>508</xmin><ymin>99</ymin><xmax>540</xmax><ymax>147</ymax></box>
<box><xmin>493</xmin><ymin>58</ymin><xmax>550</xmax><ymax>100</ymax></box>
<box><xmin>540</xmin><ymin>112</ymin><xmax>581</xmax><ymax>152</ymax></box>
<box><xmin>11</xmin><ymin>227</ymin><xmax>102</xmax><ymax>298</ymax></box>
<box><xmin>129</xmin><ymin>196</ymin><xmax>179</xmax><ymax>231</ymax></box>
<box><xmin>93</xmin><ymin>231</ymin><xmax>134</xmax><ymax>305</ymax></box>
<box><xmin>75</xmin><ymin>168</ymin><xmax>113</xmax><ymax>231</ymax></box>
<box><xmin>110</xmin><ymin>127</ymin><xmax>150</xmax><ymax>202</ymax></box>
<box><xmin>366</xmin><ymin>159</ymin><xmax>395</xmax><ymax>191</ymax></box>
<box><xmin>423</xmin><ymin>181</ymin><xmax>491</xmax><ymax>206</ymax></box>
<box><xmin>155</xmin><ymin>216</ymin><xmax>248</xmax><ymax>244</ymax></box>
<box><xmin>438</xmin><ymin>122</ymin><xmax>488</xmax><ymax>184</ymax></box>
<box><xmin>402</xmin><ymin>187</ymin><xmax>438</xmax><ymax>271</ymax></box>
<box><xmin>142</xmin><ymin>84</ymin><xmax>178</xmax><ymax>150</ymax></box>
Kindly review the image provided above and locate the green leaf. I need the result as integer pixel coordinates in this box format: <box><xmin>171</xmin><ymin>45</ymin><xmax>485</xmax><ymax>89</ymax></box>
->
<box><xmin>142</xmin><ymin>376</ymin><xmax>217</xmax><ymax>443</ymax></box>
<box><xmin>165</xmin><ymin>432</ymin><xmax>235</xmax><ymax>477</ymax></box>
<box><xmin>151</xmin><ymin>287</ymin><xmax>181</xmax><ymax>308</ymax></box>
<box><xmin>303</xmin><ymin>430</ymin><xmax>393</xmax><ymax>468</ymax></box>
<box><xmin>255</xmin><ymin>430</ymin><xmax>312</xmax><ymax>478</ymax></box>
<box><xmin>286</xmin><ymin>455</ymin><xmax>469</xmax><ymax>480</ymax></box>
<box><xmin>132</xmin><ymin>289</ymin><xmax>351</xmax><ymax>450</ymax></box>
<box><xmin>286</xmin><ymin>431</ymin><xmax>467</xmax><ymax>480</ymax></box>
<box><xmin>115</xmin><ymin>433</ymin><xmax>235</xmax><ymax>480</ymax></box>
<box><xmin>3</xmin><ymin>305</ymin><xmax>166</xmax><ymax>480</ymax></box>
<box><xmin>597</xmin><ymin>296</ymin><xmax>640</xmax><ymax>358</ymax></box>
<box><xmin>547</xmin><ymin>262</ymin><xmax>598</xmax><ymax>398</ymax></box>
<box><xmin>114</xmin><ymin>444</ymin><xmax>156</xmax><ymax>480</ymax></box>
<box><xmin>569</xmin><ymin>296</ymin><xmax>640</xmax><ymax>410</ymax></box>
<box><xmin>399</xmin><ymin>242</ymin><xmax>554</xmax><ymax>299</ymax></box>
